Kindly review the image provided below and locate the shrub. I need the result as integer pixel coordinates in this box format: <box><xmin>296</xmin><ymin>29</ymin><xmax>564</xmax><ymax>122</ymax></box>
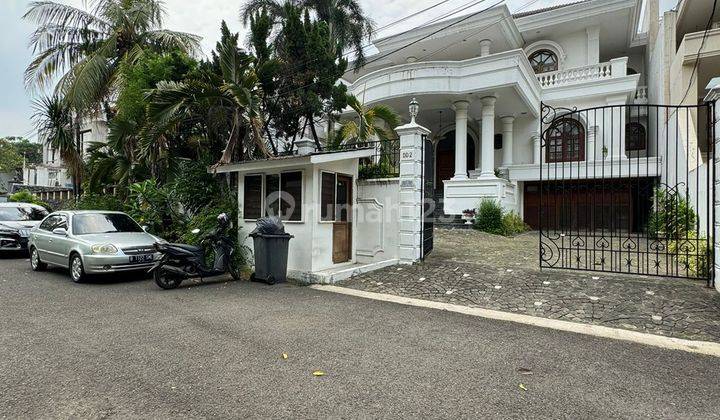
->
<box><xmin>358</xmin><ymin>161</ymin><xmax>396</xmax><ymax>179</ymax></box>
<box><xmin>473</xmin><ymin>199</ymin><xmax>504</xmax><ymax>235</ymax></box>
<box><xmin>502</xmin><ymin>211</ymin><xmax>529</xmax><ymax>236</ymax></box>
<box><xmin>668</xmin><ymin>231</ymin><xmax>711</xmax><ymax>278</ymax></box>
<box><xmin>8</xmin><ymin>190</ymin><xmax>51</xmax><ymax>211</ymax></box>
<box><xmin>61</xmin><ymin>193</ymin><xmax>124</xmax><ymax>211</ymax></box>
<box><xmin>647</xmin><ymin>187</ymin><xmax>697</xmax><ymax>239</ymax></box>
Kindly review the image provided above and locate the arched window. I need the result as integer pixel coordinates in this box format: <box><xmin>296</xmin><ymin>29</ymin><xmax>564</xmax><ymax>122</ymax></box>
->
<box><xmin>528</xmin><ymin>49</ymin><xmax>558</xmax><ymax>74</ymax></box>
<box><xmin>546</xmin><ymin>118</ymin><xmax>585</xmax><ymax>162</ymax></box>
<box><xmin>625</xmin><ymin>122</ymin><xmax>646</xmax><ymax>151</ymax></box>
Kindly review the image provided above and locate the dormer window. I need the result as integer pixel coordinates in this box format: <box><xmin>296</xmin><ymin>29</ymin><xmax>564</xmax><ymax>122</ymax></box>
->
<box><xmin>528</xmin><ymin>49</ymin><xmax>558</xmax><ymax>74</ymax></box>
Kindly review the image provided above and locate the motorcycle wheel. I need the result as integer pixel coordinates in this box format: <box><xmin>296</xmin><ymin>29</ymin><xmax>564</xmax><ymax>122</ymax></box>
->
<box><xmin>154</xmin><ymin>268</ymin><xmax>183</xmax><ymax>290</ymax></box>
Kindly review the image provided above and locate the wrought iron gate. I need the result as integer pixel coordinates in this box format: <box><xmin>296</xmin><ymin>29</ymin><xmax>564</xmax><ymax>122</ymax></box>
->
<box><xmin>539</xmin><ymin>102</ymin><xmax>715</xmax><ymax>284</ymax></box>
<box><xmin>422</xmin><ymin>134</ymin><xmax>434</xmax><ymax>258</ymax></box>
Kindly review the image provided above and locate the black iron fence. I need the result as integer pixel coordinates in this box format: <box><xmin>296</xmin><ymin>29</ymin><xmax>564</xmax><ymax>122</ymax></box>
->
<box><xmin>335</xmin><ymin>139</ymin><xmax>401</xmax><ymax>180</ymax></box>
<box><xmin>539</xmin><ymin>102</ymin><xmax>715</xmax><ymax>283</ymax></box>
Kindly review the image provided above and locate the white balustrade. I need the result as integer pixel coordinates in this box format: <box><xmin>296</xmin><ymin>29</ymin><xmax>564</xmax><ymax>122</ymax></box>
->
<box><xmin>537</xmin><ymin>61</ymin><xmax>615</xmax><ymax>88</ymax></box>
<box><xmin>634</xmin><ymin>86</ymin><xmax>648</xmax><ymax>101</ymax></box>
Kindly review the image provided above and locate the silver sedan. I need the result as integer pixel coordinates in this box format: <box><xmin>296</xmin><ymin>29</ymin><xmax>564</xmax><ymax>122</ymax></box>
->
<box><xmin>28</xmin><ymin>211</ymin><xmax>163</xmax><ymax>283</ymax></box>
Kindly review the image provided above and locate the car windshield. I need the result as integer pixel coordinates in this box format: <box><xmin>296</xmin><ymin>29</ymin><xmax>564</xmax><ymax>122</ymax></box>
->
<box><xmin>0</xmin><ymin>206</ymin><xmax>48</xmax><ymax>221</ymax></box>
<box><xmin>72</xmin><ymin>213</ymin><xmax>144</xmax><ymax>235</ymax></box>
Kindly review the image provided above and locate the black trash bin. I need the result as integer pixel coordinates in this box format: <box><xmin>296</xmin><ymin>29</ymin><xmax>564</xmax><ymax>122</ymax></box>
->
<box><xmin>249</xmin><ymin>217</ymin><xmax>294</xmax><ymax>284</ymax></box>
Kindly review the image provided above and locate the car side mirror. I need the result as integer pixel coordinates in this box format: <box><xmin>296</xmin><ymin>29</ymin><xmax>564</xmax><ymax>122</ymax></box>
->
<box><xmin>52</xmin><ymin>227</ymin><xmax>67</xmax><ymax>236</ymax></box>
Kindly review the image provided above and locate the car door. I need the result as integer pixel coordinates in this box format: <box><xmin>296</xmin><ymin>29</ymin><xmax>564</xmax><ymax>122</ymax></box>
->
<box><xmin>45</xmin><ymin>214</ymin><xmax>70</xmax><ymax>265</ymax></box>
<box><xmin>33</xmin><ymin>215</ymin><xmax>59</xmax><ymax>262</ymax></box>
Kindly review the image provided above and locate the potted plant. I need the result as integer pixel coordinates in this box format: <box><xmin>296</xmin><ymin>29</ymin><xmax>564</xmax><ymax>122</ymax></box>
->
<box><xmin>462</xmin><ymin>209</ymin><xmax>476</xmax><ymax>225</ymax></box>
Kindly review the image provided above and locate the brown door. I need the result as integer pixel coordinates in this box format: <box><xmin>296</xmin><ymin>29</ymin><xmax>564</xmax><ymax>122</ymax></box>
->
<box><xmin>436</xmin><ymin>150</ymin><xmax>455</xmax><ymax>187</ymax></box>
<box><xmin>333</xmin><ymin>175</ymin><xmax>352</xmax><ymax>263</ymax></box>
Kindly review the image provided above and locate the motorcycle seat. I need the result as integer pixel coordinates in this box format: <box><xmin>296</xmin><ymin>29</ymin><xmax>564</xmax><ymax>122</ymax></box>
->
<box><xmin>168</xmin><ymin>243</ymin><xmax>203</xmax><ymax>253</ymax></box>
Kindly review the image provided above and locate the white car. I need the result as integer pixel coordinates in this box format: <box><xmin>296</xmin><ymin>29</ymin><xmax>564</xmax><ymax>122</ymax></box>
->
<box><xmin>0</xmin><ymin>202</ymin><xmax>49</xmax><ymax>252</ymax></box>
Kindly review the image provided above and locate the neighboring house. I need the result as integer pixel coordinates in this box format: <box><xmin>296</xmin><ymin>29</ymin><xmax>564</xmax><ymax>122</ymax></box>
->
<box><xmin>23</xmin><ymin>115</ymin><xmax>108</xmax><ymax>189</ymax></box>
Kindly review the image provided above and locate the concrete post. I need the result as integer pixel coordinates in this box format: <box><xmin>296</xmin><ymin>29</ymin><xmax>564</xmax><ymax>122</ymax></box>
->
<box><xmin>480</xmin><ymin>96</ymin><xmax>497</xmax><ymax>178</ymax></box>
<box><xmin>453</xmin><ymin>100</ymin><xmax>470</xmax><ymax>180</ymax></box>
<box><xmin>531</xmin><ymin>132</ymin><xmax>541</xmax><ymax>165</ymax></box>
<box><xmin>500</xmin><ymin>116</ymin><xmax>515</xmax><ymax>167</ymax></box>
<box><xmin>397</xmin><ymin>121</ymin><xmax>431</xmax><ymax>265</ymax></box>
<box><xmin>587</xmin><ymin>126</ymin><xmax>598</xmax><ymax>162</ymax></box>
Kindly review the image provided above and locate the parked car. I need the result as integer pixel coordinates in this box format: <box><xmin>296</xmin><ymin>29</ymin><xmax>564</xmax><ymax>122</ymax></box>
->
<box><xmin>0</xmin><ymin>202</ymin><xmax>49</xmax><ymax>252</ymax></box>
<box><xmin>29</xmin><ymin>210</ymin><xmax>162</xmax><ymax>283</ymax></box>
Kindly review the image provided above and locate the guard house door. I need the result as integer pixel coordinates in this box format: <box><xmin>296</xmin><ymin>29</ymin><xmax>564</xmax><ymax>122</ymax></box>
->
<box><xmin>333</xmin><ymin>175</ymin><xmax>353</xmax><ymax>263</ymax></box>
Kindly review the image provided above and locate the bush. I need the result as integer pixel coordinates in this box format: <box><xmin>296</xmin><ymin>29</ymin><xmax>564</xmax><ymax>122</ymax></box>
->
<box><xmin>358</xmin><ymin>161</ymin><xmax>396</xmax><ymax>179</ymax></box>
<box><xmin>474</xmin><ymin>199</ymin><xmax>504</xmax><ymax>235</ymax></box>
<box><xmin>502</xmin><ymin>211</ymin><xmax>530</xmax><ymax>236</ymax></box>
<box><xmin>668</xmin><ymin>231</ymin><xmax>711</xmax><ymax>278</ymax></box>
<box><xmin>647</xmin><ymin>187</ymin><xmax>697</xmax><ymax>239</ymax></box>
<box><xmin>61</xmin><ymin>193</ymin><xmax>124</xmax><ymax>211</ymax></box>
<box><xmin>8</xmin><ymin>190</ymin><xmax>51</xmax><ymax>211</ymax></box>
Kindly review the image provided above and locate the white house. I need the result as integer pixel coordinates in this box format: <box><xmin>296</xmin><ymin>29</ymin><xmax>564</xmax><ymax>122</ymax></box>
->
<box><xmin>23</xmin><ymin>115</ymin><xmax>108</xmax><ymax>189</ymax></box>
<box><xmin>219</xmin><ymin>0</ymin><xmax>720</xmax><ymax>284</ymax></box>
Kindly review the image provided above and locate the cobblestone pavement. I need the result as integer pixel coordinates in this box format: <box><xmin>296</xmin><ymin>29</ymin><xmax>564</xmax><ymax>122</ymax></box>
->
<box><xmin>341</xmin><ymin>229</ymin><xmax>720</xmax><ymax>343</ymax></box>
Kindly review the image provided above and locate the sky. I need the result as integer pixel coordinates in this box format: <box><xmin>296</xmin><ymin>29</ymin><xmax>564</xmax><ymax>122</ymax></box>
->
<box><xmin>0</xmin><ymin>0</ymin><xmax>671</xmax><ymax>141</ymax></box>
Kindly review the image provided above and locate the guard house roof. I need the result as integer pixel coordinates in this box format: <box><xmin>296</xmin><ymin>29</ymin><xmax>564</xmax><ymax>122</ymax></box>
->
<box><xmin>210</xmin><ymin>148</ymin><xmax>375</xmax><ymax>174</ymax></box>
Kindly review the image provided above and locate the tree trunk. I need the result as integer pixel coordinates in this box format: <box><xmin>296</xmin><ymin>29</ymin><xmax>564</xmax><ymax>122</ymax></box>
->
<box><xmin>73</xmin><ymin>117</ymin><xmax>82</xmax><ymax>198</ymax></box>
<box><xmin>308</xmin><ymin>116</ymin><xmax>322</xmax><ymax>151</ymax></box>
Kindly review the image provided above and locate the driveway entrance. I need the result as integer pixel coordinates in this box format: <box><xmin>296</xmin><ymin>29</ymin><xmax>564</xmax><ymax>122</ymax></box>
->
<box><xmin>341</xmin><ymin>229</ymin><xmax>720</xmax><ymax>343</ymax></box>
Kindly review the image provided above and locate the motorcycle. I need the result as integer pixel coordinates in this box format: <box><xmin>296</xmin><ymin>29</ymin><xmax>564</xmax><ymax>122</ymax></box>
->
<box><xmin>150</xmin><ymin>213</ymin><xmax>240</xmax><ymax>289</ymax></box>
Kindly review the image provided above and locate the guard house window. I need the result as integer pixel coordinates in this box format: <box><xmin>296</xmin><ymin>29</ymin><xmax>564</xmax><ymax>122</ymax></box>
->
<box><xmin>243</xmin><ymin>175</ymin><xmax>263</xmax><ymax>220</ymax></box>
<box><xmin>625</xmin><ymin>122</ymin><xmax>646</xmax><ymax>151</ymax></box>
<box><xmin>280</xmin><ymin>172</ymin><xmax>302</xmax><ymax>221</ymax></box>
<box><xmin>320</xmin><ymin>172</ymin><xmax>352</xmax><ymax>222</ymax></box>
<box><xmin>321</xmin><ymin>172</ymin><xmax>336</xmax><ymax>221</ymax></box>
<box><xmin>546</xmin><ymin>118</ymin><xmax>585</xmax><ymax>163</ymax></box>
<box><xmin>528</xmin><ymin>49</ymin><xmax>558</xmax><ymax>74</ymax></box>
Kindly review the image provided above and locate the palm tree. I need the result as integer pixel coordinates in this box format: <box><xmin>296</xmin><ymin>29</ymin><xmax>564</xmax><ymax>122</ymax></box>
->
<box><xmin>335</xmin><ymin>94</ymin><xmax>399</xmax><ymax>146</ymax></box>
<box><xmin>24</xmin><ymin>0</ymin><xmax>201</xmax><ymax>112</ymax></box>
<box><xmin>240</xmin><ymin>0</ymin><xmax>373</xmax><ymax>69</ymax></box>
<box><xmin>146</xmin><ymin>22</ymin><xmax>268</xmax><ymax>166</ymax></box>
<box><xmin>31</xmin><ymin>95</ymin><xmax>83</xmax><ymax>194</ymax></box>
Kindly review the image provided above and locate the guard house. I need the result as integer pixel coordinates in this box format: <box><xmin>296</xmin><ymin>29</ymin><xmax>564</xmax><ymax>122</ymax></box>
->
<box><xmin>213</xmin><ymin>139</ymin><xmax>404</xmax><ymax>283</ymax></box>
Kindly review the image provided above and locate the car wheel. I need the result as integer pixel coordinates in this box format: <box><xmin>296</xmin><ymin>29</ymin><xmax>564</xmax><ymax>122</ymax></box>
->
<box><xmin>70</xmin><ymin>254</ymin><xmax>86</xmax><ymax>283</ymax></box>
<box><xmin>30</xmin><ymin>247</ymin><xmax>47</xmax><ymax>271</ymax></box>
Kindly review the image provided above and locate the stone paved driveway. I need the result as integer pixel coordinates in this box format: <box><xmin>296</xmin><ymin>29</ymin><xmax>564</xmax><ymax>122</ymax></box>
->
<box><xmin>341</xmin><ymin>229</ymin><xmax>720</xmax><ymax>343</ymax></box>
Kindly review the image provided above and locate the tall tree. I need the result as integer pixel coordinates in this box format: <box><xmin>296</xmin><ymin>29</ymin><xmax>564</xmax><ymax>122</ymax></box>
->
<box><xmin>24</xmin><ymin>0</ymin><xmax>201</xmax><ymax>113</ymax></box>
<box><xmin>146</xmin><ymin>22</ymin><xmax>268</xmax><ymax>166</ymax></box>
<box><xmin>241</xmin><ymin>0</ymin><xmax>373</xmax><ymax>69</ymax></box>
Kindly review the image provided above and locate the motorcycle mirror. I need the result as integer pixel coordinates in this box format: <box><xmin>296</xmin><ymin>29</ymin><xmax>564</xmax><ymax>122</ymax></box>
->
<box><xmin>191</xmin><ymin>228</ymin><xmax>201</xmax><ymax>234</ymax></box>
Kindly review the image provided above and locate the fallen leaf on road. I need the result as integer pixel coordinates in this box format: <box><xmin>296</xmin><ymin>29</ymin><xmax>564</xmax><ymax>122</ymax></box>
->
<box><xmin>282</xmin><ymin>353</ymin><xmax>288</xmax><ymax>360</ymax></box>
<box><xmin>519</xmin><ymin>383</ymin><xmax>527</xmax><ymax>391</ymax></box>
<box><xmin>517</xmin><ymin>368</ymin><xmax>533</xmax><ymax>375</ymax></box>
<box><xmin>312</xmin><ymin>370</ymin><xmax>325</xmax><ymax>377</ymax></box>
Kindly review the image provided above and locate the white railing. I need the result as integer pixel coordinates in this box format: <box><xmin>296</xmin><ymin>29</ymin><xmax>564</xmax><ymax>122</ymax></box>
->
<box><xmin>537</xmin><ymin>58</ymin><xmax>628</xmax><ymax>88</ymax></box>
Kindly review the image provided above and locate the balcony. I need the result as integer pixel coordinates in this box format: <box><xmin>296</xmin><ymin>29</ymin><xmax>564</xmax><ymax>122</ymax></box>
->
<box><xmin>537</xmin><ymin>58</ymin><xmax>628</xmax><ymax>88</ymax></box>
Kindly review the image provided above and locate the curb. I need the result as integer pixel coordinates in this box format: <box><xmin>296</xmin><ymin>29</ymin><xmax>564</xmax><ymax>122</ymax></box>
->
<box><xmin>310</xmin><ymin>285</ymin><xmax>720</xmax><ymax>358</ymax></box>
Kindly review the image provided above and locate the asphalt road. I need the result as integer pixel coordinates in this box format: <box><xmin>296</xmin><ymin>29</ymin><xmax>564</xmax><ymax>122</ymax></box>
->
<box><xmin>1</xmin><ymin>254</ymin><xmax>719</xmax><ymax>419</ymax></box>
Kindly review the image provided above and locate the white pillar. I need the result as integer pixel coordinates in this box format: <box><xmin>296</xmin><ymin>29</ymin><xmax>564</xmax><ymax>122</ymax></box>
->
<box><xmin>606</xmin><ymin>95</ymin><xmax>627</xmax><ymax>159</ymax></box>
<box><xmin>500</xmin><ymin>116</ymin><xmax>515</xmax><ymax>167</ymax></box>
<box><xmin>480</xmin><ymin>96</ymin><xmax>497</xmax><ymax>178</ymax></box>
<box><xmin>452</xmin><ymin>100</ymin><xmax>470</xmax><ymax>180</ymax></box>
<box><xmin>397</xmin><ymin>121</ymin><xmax>431</xmax><ymax>264</ymax></box>
<box><xmin>479</xmin><ymin>39</ymin><xmax>492</xmax><ymax>57</ymax></box>
<box><xmin>531</xmin><ymin>132</ymin><xmax>541</xmax><ymax>165</ymax></box>
<box><xmin>586</xmin><ymin>26</ymin><xmax>600</xmax><ymax>65</ymax></box>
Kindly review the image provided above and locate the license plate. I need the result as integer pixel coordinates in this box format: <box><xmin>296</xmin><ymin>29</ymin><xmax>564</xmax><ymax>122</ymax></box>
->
<box><xmin>129</xmin><ymin>254</ymin><xmax>153</xmax><ymax>264</ymax></box>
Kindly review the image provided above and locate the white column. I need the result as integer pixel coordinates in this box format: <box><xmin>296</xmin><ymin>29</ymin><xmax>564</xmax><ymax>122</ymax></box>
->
<box><xmin>586</xmin><ymin>26</ymin><xmax>600</xmax><ymax>65</ymax></box>
<box><xmin>500</xmin><ymin>116</ymin><xmax>515</xmax><ymax>167</ymax></box>
<box><xmin>479</xmin><ymin>39</ymin><xmax>492</xmax><ymax>57</ymax></box>
<box><xmin>531</xmin><ymin>132</ymin><xmax>541</xmax><ymax>165</ymax></box>
<box><xmin>452</xmin><ymin>100</ymin><xmax>470</xmax><ymax>180</ymax></box>
<box><xmin>606</xmin><ymin>95</ymin><xmax>627</xmax><ymax>159</ymax></box>
<box><xmin>397</xmin><ymin>121</ymin><xmax>431</xmax><ymax>264</ymax></box>
<box><xmin>480</xmin><ymin>96</ymin><xmax>497</xmax><ymax>178</ymax></box>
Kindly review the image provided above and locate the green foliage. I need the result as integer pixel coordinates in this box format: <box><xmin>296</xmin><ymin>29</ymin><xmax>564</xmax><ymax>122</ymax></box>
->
<box><xmin>358</xmin><ymin>161</ymin><xmax>396</xmax><ymax>180</ymax></box>
<box><xmin>647</xmin><ymin>187</ymin><xmax>697</xmax><ymax>239</ymax></box>
<box><xmin>473</xmin><ymin>199</ymin><xmax>505</xmax><ymax>236</ymax></box>
<box><xmin>8</xmin><ymin>190</ymin><xmax>51</xmax><ymax>210</ymax></box>
<box><xmin>0</xmin><ymin>139</ymin><xmax>23</xmax><ymax>173</ymax></box>
<box><xmin>668</xmin><ymin>231</ymin><xmax>711</xmax><ymax>278</ymax></box>
<box><xmin>169</xmin><ymin>160</ymin><xmax>222</xmax><ymax>215</ymax></box>
<box><xmin>61</xmin><ymin>193</ymin><xmax>124</xmax><ymax>212</ymax></box>
<box><xmin>126</xmin><ymin>179</ymin><xmax>181</xmax><ymax>240</ymax></box>
<box><xmin>502</xmin><ymin>212</ymin><xmax>530</xmax><ymax>236</ymax></box>
<box><xmin>472</xmin><ymin>201</ymin><xmax>529</xmax><ymax>237</ymax></box>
